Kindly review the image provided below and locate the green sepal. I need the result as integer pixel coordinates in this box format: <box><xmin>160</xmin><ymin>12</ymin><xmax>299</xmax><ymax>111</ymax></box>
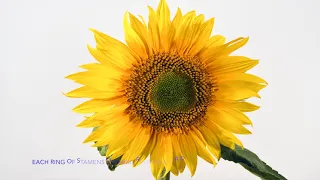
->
<box><xmin>92</xmin><ymin>127</ymin><xmax>121</xmax><ymax>171</ymax></box>
<box><xmin>106</xmin><ymin>156</ymin><xmax>122</xmax><ymax>171</ymax></box>
<box><xmin>97</xmin><ymin>146</ymin><xmax>108</xmax><ymax>156</ymax></box>
<box><xmin>221</xmin><ymin>145</ymin><xmax>287</xmax><ymax>180</ymax></box>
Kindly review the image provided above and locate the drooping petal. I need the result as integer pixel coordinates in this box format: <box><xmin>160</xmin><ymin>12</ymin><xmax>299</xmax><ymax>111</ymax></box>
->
<box><xmin>170</xmin><ymin>161</ymin><xmax>179</xmax><ymax>176</ymax></box>
<box><xmin>162</xmin><ymin>135</ymin><xmax>173</xmax><ymax>175</ymax></box>
<box><xmin>82</xmin><ymin>115</ymin><xmax>128</xmax><ymax>144</ymax></box>
<box><xmin>198</xmin><ymin>125</ymin><xmax>221</xmax><ymax>159</ymax></box>
<box><xmin>103</xmin><ymin>119</ymin><xmax>142</xmax><ymax>156</ymax></box>
<box><xmin>133</xmin><ymin>132</ymin><xmax>156</xmax><ymax>167</ymax></box>
<box><xmin>119</xmin><ymin>126</ymin><xmax>151</xmax><ymax>164</ymax></box>
<box><xmin>171</xmin><ymin>134</ymin><xmax>186</xmax><ymax>173</ymax></box>
<box><xmin>205</xmin><ymin>120</ymin><xmax>244</xmax><ymax>149</ymax></box>
<box><xmin>150</xmin><ymin>134</ymin><xmax>165</xmax><ymax>178</ymax></box>
<box><xmin>190</xmin><ymin>128</ymin><xmax>217</xmax><ymax>165</ymax></box>
<box><xmin>179</xmin><ymin>133</ymin><xmax>197</xmax><ymax>176</ymax></box>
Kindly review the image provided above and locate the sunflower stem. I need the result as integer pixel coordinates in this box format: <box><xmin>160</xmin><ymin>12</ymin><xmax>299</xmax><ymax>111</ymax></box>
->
<box><xmin>157</xmin><ymin>170</ymin><xmax>170</xmax><ymax>180</ymax></box>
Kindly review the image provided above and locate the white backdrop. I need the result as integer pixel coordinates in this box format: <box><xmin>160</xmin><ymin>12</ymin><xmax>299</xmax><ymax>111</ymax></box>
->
<box><xmin>1</xmin><ymin>0</ymin><xmax>320</xmax><ymax>179</ymax></box>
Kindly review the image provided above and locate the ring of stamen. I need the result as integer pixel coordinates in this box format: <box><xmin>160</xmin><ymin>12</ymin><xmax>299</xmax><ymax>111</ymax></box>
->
<box><xmin>124</xmin><ymin>53</ymin><xmax>214</xmax><ymax>133</ymax></box>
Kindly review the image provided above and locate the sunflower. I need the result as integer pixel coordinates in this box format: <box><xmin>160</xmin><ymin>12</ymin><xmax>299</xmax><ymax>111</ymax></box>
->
<box><xmin>65</xmin><ymin>0</ymin><xmax>267</xmax><ymax>179</ymax></box>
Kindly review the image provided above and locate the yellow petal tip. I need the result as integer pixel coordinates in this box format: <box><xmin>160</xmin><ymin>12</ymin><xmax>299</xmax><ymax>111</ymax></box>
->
<box><xmin>88</xmin><ymin>28</ymin><xmax>97</xmax><ymax>33</ymax></box>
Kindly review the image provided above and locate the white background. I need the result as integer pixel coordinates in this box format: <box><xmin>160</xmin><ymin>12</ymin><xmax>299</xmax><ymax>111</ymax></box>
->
<box><xmin>1</xmin><ymin>0</ymin><xmax>320</xmax><ymax>179</ymax></box>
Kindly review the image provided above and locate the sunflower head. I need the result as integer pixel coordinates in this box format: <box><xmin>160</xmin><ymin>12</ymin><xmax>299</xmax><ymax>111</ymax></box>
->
<box><xmin>66</xmin><ymin>0</ymin><xmax>267</xmax><ymax>178</ymax></box>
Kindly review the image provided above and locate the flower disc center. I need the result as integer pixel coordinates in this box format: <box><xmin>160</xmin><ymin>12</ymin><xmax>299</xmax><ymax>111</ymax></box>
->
<box><xmin>150</xmin><ymin>71</ymin><xmax>196</xmax><ymax>113</ymax></box>
<box><xmin>124</xmin><ymin>53</ymin><xmax>214</xmax><ymax>132</ymax></box>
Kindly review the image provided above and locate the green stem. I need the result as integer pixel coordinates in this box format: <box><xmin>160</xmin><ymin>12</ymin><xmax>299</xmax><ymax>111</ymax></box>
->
<box><xmin>157</xmin><ymin>170</ymin><xmax>170</xmax><ymax>180</ymax></box>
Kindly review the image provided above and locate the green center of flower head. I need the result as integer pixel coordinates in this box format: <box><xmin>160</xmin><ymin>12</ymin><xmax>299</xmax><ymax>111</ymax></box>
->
<box><xmin>150</xmin><ymin>71</ymin><xmax>196</xmax><ymax>112</ymax></box>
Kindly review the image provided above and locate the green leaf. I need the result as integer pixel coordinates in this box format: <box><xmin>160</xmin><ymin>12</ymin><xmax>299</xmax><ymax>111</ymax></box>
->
<box><xmin>221</xmin><ymin>145</ymin><xmax>287</xmax><ymax>180</ymax></box>
<box><xmin>92</xmin><ymin>127</ymin><xmax>121</xmax><ymax>171</ymax></box>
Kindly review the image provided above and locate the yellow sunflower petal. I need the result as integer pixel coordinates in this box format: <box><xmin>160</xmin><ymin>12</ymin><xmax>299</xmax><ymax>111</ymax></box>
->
<box><xmin>206</xmin><ymin>121</ymin><xmax>244</xmax><ymax>149</ymax></box>
<box><xmin>87</xmin><ymin>45</ymin><xmax>129</xmax><ymax>72</ymax></box>
<box><xmin>82</xmin><ymin>119</ymin><xmax>120</xmax><ymax>144</ymax></box>
<box><xmin>111</xmin><ymin>147</ymin><xmax>127</xmax><ymax>163</ymax></box>
<box><xmin>209</xmin><ymin>56</ymin><xmax>259</xmax><ymax>74</ymax></box>
<box><xmin>179</xmin><ymin>133</ymin><xmax>197</xmax><ymax>176</ymax></box>
<box><xmin>198</xmin><ymin>125</ymin><xmax>221</xmax><ymax>159</ymax></box>
<box><xmin>215</xmin><ymin>85</ymin><xmax>261</xmax><ymax>100</ymax></box>
<box><xmin>123</xmin><ymin>11</ymin><xmax>148</xmax><ymax>59</ymax></box>
<box><xmin>214</xmin><ymin>105</ymin><xmax>253</xmax><ymax>125</ymax></box>
<box><xmin>218</xmin><ymin>80</ymin><xmax>266</xmax><ymax>93</ymax></box>
<box><xmin>214</xmin><ymin>101</ymin><xmax>260</xmax><ymax>112</ymax></box>
<box><xmin>120</xmin><ymin>126</ymin><xmax>151</xmax><ymax>163</ymax></box>
<box><xmin>170</xmin><ymin>161</ymin><xmax>179</xmax><ymax>176</ymax></box>
<box><xmin>216</xmin><ymin>73</ymin><xmax>267</xmax><ymax>85</ymax></box>
<box><xmin>133</xmin><ymin>132</ymin><xmax>156</xmax><ymax>167</ymax></box>
<box><xmin>190</xmin><ymin>128</ymin><xmax>217</xmax><ymax>165</ymax></box>
<box><xmin>64</xmin><ymin>86</ymin><xmax>121</xmax><ymax>99</ymax></box>
<box><xmin>219</xmin><ymin>130</ymin><xmax>244</xmax><ymax>149</ymax></box>
<box><xmin>189</xmin><ymin>18</ymin><xmax>215</xmax><ymax>56</ymax></box>
<box><xmin>181</xmin><ymin>14</ymin><xmax>205</xmax><ymax>54</ymax></box>
<box><xmin>157</xmin><ymin>0</ymin><xmax>171</xmax><ymax>53</ymax></box>
<box><xmin>129</xmin><ymin>13</ymin><xmax>152</xmax><ymax>55</ymax></box>
<box><xmin>166</xmin><ymin>8</ymin><xmax>182</xmax><ymax>53</ymax></box>
<box><xmin>162</xmin><ymin>135</ymin><xmax>173</xmax><ymax>176</ymax></box>
<box><xmin>79</xmin><ymin>63</ymin><xmax>102</xmax><ymax>70</ymax></box>
<box><xmin>220</xmin><ymin>37</ymin><xmax>249</xmax><ymax>56</ymax></box>
<box><xmin>104</xmin><ymin>120</ymin><xmax>142</xmax><ymax>156</ymax></box>
<box><xmin>72</xmin><ymin>98</ymin><xmax>126</xmax><ymax>114</ymax></box>
<box><xmin>67</xmin><ymin>75</ymin><xmax>122</xmax><ymax>92</ymax></box>
<box><xmin>148</xmin><ymin>6</ymin><xmax>161</xmax><ymax>52</ymax></box>
<box><xmin>76</xmin><ymin>117</ymin><xmax>103</xmax><ymax>128</ymax></box>
<box><xmin>150</xmin><ymin>134</ymin><xmax>165</xmax><ymax>179</ymax></box>
<box><xmin>225</xmin><ymin>109</ymin><xmax>253</xmax><ymax>125</ymax></box>
<box><xmin>171</xmin><ymin>134</ymin><xmax>186</xmax><ymax>173</ymax></box>
<box><xmin>65</xmin><ymin>69</ymin><xmax>121</xmax><ymax>80</ymax></box>
<box><xmin>89</xmin><ymin>28</ymin><xmax>139</xmax><ymax>64</ymax></box>
<box><xmin>156</xmin><ymin>0</ymin><xmax>170</xmax><ymax>32</ymax></box>
<box><xmin>207</xmin><ymin>107</ymin><xmax>251</xmax><ymax>134</ymax></box>
<box><xmin>201</xmin><ymin>37</ymin><xmax>246</xmax><ymax>62</ymax></box>
<box><xmin>174</xmin><ymin>11</ymin><xmax>196</xmax><ymax>54</ymax></box>
<box><xmin>201</xmin><ymin>35</ymin><xmax>226</xmax><ymax>51</ymax></box>
<box><xmin>88</xmin><ymin>115</ymin><xmax>130</xmax><ymax>145</ymax></box>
